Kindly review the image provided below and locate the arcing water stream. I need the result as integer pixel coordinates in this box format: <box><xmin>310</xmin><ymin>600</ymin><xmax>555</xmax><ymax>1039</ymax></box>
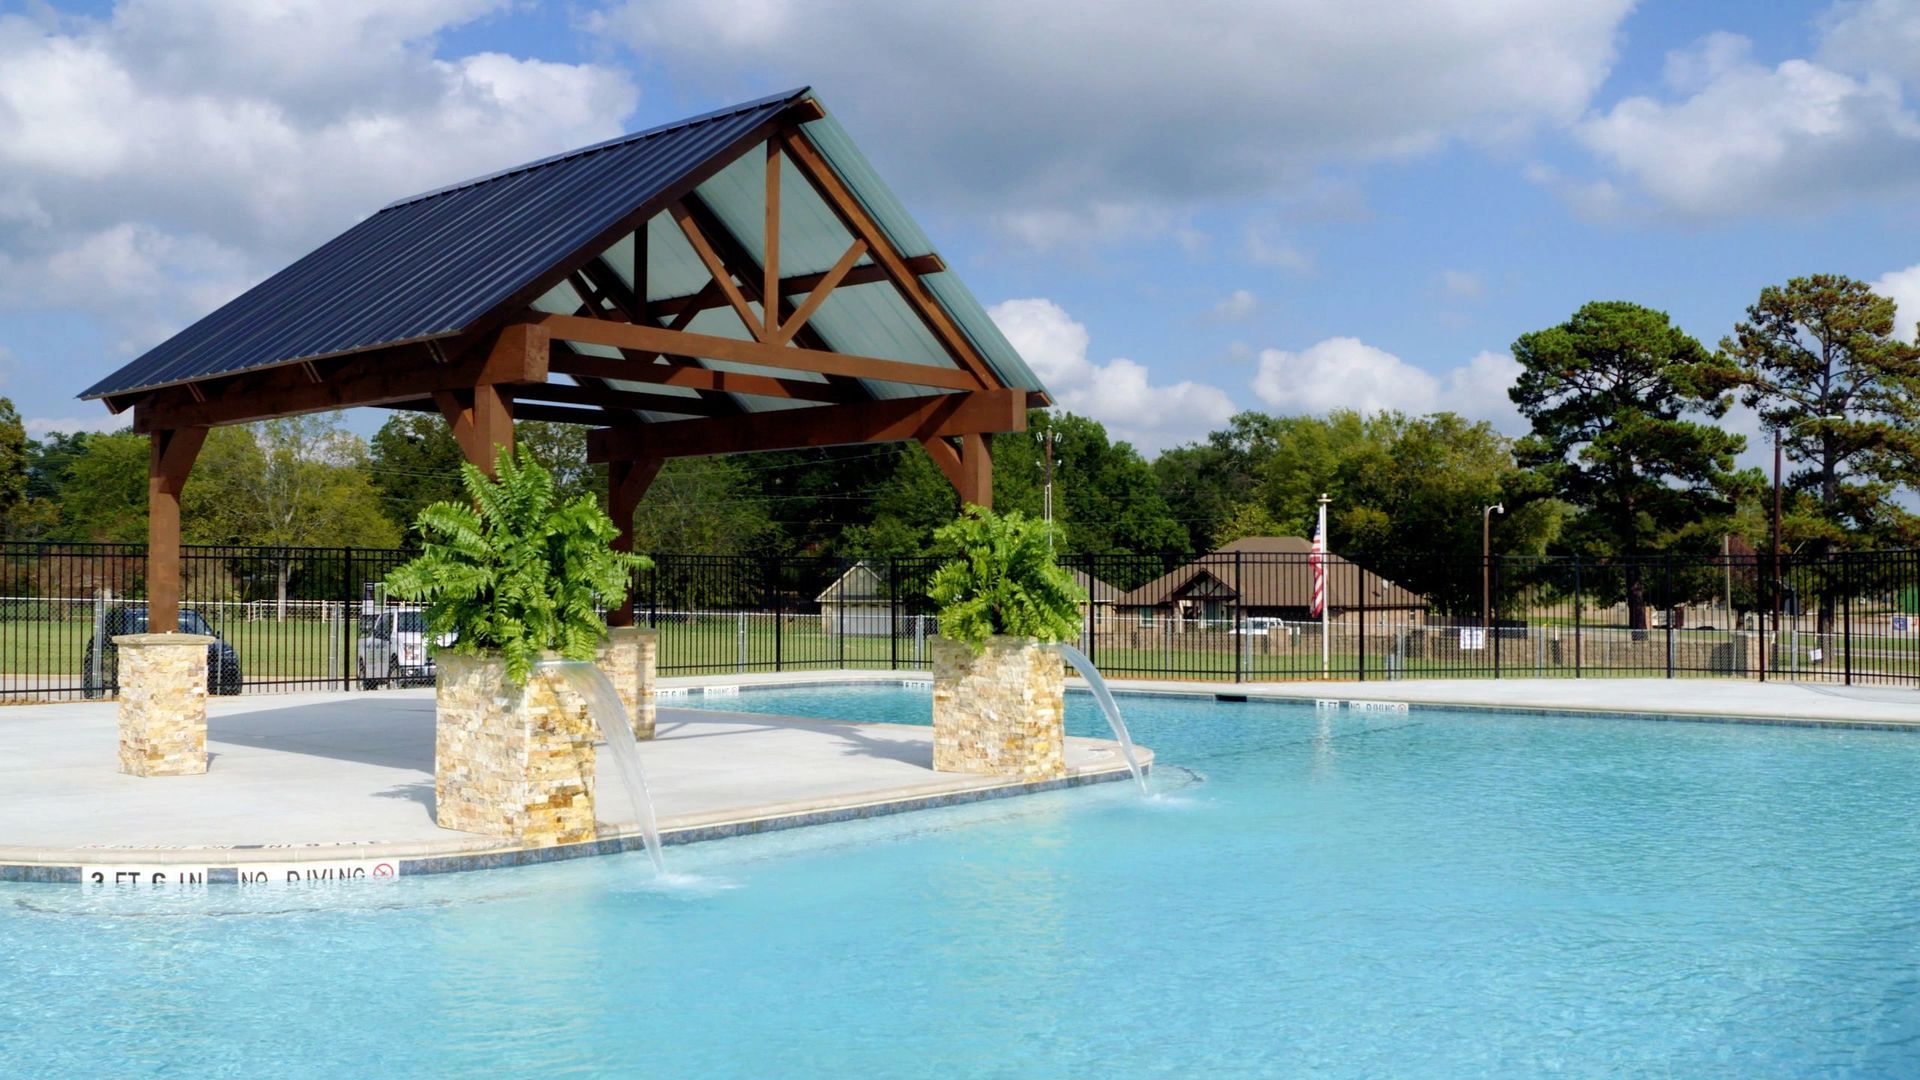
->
<box><xmin>537</xmin><ymin>660</ymin><xmax>665</xmax><ymax>874</ymax></box>
<box><xmin>1049</xmin><ymin>643</ymin><xmax>1148</xmax><ymax>795</ymax></box>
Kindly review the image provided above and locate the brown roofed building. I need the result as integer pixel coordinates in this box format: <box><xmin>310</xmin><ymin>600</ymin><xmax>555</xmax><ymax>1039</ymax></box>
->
<box><xmin>1112</xmin><ymin>536</ymin><xmax>1428</xmax><ymax>630</ymax></box>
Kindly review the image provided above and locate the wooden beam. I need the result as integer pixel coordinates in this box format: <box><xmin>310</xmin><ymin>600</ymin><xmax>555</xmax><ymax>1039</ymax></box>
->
<box><xmin>781</xmin><ymin>128</ymin><xmax>999</xmax><ymax>390</ymax></box>
<box><xmin>147</xmin><ymin>426</ymin><xmax>208</xmax><ymax>634</ymax></box>
<box><xmin>958</xmin><ymin>432</ymin><xmax>992</xmax><ymax>510</ymax></box>
<box><xmin>670</xmin><ymin>201</ymin><xmax>766</xmax><ymax>341</ymax></box>
<box><xmin>535</xmin><ymin>313</ymin><xmax>979</xmax><ymax>392</ymax></box>
<box><xmin>550</xmin><ymin>350</ymin><xmax>860</xmax><ymax>404</ymax></box>
<box><xmin>133</xmin><ymin>325</ymin><xmax>548</xmax><ymax>433</ymax></box>
<box><xmin>515</xmin><ymin>379</ymin><xmax>733</xmax><ymax>418</ymax></box>
<box><xmin>774</xmin><ymin>238</ymin><xmax>866</xmax><ymax>347</ymax></box>
<box><xmin>587</xmin><ymin>388</ymin><xmax>1026</xmax><ymax>463</ymax></box>
<box><xmin>764</xmin><ymin>138</ymin><xmax>781</xmax><ymax>338</ymax></box>
<box><xmin>647</xmin><ymin>256</ymin><xmax>944</xmax><ymax>322</ymax></box>
<box><xmin>605</xmin><ymin>455</ymin><xmax>663</xmax><ymax>627</ymax></box>
<box><xmin>455</xmin><ymin>100</ymin><xmax>816</xmax><ymax>351</ymax></box>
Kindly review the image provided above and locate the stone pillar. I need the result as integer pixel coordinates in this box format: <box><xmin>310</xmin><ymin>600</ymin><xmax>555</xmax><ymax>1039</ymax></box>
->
<box><xmin>115</xmin><ymin>634</ymin><xmax>214</xmax><ymax>777</ymax></box>
<box><xmin>596</xmin><ymin>626</ymin><xmax>659</xmax><ymax>740</ymax></box>
<box><xmin>932</xmin><ymin>635</ymin><xmax>1066</xmax><ymax>779</ymax></box>
<box><xmin>433</xmin><ymin>652</ymin><xmax>597</xmax><ymax>846</ymax></box>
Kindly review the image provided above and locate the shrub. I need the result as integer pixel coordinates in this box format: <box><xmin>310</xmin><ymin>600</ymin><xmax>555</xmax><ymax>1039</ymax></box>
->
<box><xmin>928</xmin><ymin>507</ymin><xmax>1085</xmax><ymax>652</ymax></box>
<box><xmin>383</xmin><ymin>445</ymin><xmax>650</xmax><ymax>684</ymax></box>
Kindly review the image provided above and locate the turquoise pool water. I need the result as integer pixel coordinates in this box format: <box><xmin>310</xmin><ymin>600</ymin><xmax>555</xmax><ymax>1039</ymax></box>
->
<box><xmin>8</xmin><ymin>687</ymin><xmax>1920</xmax><ymax>1077</ymax></box>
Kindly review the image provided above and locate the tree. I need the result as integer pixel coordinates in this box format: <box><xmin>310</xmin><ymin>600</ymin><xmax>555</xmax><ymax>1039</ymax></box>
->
<box><xmin>1510</xmin><ymin>301</ymin><xmax>1746</xmax><ymax>628</ymax></box>
<box><xmin>55</xmin><ymin>432</ymin><xmax>151</xmax><ymax>542</ymax></box>
<box><xmin>1155</xmin><ymin>412</ymin><xmax>1284</xmax><ymax>551</ymax></box>
<box><xmin>0</xmin><ymin>399</ymin><xmax>25</xmax><ymax>530</ymax></box>
<box><xmin>1211</xmin><ymin>502</ymin><xmax>1284</xmax><ymax>548</ymax></box>
<box><xmin>369</xmin><ymin>414</ymin><xmax>467</xmax><ymax>530</ymax></box>
<box><xmin>1722</xmin><ymin>275</ymin><xmax>1920</xmax><ymax>630</ymax></box>
<box><xmin>630</xmin><ymin>457</ymin><xmax>776</xmax><ymax>555</ymax></box>
<box><xmin>185</xmin><ymin>416</ymin><xmax>401</xmax><ymax>616</ymax></box>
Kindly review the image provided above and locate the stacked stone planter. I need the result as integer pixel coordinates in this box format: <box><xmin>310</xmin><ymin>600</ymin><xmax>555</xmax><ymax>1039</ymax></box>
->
<box><xmin>596</xmin><ymin>626</ymin><xmax>659</xmax><ymax>740</ymax></box>
<box><xmin>433</xmin><ymin>652</ymin><xmax>598</xmax><ymax>846</ymax></box>
<box><xmin>115</xmin><ymin>634</ymin><xmax>214</xmax><ymax>777</ymax></box>
<box><xmin>932</xmin><ymin>635</ymin><xmax>1067</xmax><ymax>780</ymax></box>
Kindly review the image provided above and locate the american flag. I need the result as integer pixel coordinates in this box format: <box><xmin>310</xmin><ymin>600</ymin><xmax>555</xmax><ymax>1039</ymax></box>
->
<box><xmin>1308</xmin><ymin>508</ymin><xmax>1327</xmax><ymax>619</ymax></box>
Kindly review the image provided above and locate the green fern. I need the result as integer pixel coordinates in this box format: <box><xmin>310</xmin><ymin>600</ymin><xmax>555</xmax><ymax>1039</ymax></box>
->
<box><xmin>383</xmin><ymin>445</ymin><xmax>651</xmax><ymax>685</ymax></box>
<box><xmin>928</xmin><ymin>507</ymin><xmax>1085</xmax><ymax>653</ymax></box>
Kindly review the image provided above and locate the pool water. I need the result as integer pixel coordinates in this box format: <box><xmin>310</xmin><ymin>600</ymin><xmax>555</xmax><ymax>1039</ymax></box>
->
<box><xmin>8</xmin><ymin>687</ymin><xmax>1920</xmax><ymax>1077</ymax></box>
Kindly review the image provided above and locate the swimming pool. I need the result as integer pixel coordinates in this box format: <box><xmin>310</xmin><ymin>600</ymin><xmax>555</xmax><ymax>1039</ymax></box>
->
<box><xmin>7</xmin><ymin>685</ymin><xmax>1920</xmax><ymax>1076</ymax></box>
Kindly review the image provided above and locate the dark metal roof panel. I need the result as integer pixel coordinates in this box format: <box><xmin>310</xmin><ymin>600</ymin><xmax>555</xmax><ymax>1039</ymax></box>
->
<box><xmin>81</xmin><ymin>89</ymin><xmax>808</xmax><ymax>400</ymax></box>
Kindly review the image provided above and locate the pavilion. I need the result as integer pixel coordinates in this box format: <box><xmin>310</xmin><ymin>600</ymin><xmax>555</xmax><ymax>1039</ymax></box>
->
<box><xmin>79</xmin><ymin>87</ymin><xmax>1048</xmax><ymax>634</ymax></box>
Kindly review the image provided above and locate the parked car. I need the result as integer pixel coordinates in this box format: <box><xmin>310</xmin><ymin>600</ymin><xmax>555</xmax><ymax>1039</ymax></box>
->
<box><xmin>82</xmin><ymin>605</ymin><xmax>243</xmax><ymax>698</ymax></box>
<box><xmin>357</xmin><ymin>607</ymin><xmax>449</xmax><ymax>689</ymax></box>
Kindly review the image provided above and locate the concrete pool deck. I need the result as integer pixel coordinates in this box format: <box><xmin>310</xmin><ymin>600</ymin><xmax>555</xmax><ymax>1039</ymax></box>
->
<box><xmin>0</xmin><ymin>685</ymin><xmax>1146</xmax><ymax>882</ymax></box>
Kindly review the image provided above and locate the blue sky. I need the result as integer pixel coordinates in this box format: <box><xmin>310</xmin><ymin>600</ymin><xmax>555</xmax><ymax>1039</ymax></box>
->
<box><xmin>5</xmin><ymin>0</ymin><xmax>1920</xmax><ymax>463</ymax></box>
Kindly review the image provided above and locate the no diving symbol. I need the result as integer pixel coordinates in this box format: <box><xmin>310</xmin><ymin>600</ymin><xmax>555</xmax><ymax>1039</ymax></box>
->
<box><xmin>372</xmin><ymin>863</ymin><xmax>396</xmax><ymax>878</ymax></box>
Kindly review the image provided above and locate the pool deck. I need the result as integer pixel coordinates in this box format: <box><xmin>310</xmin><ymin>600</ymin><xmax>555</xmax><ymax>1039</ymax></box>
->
<box><xmin>0</xmin><ymin>685</ymin><xmax>1145</xmax><ymax>882</ymax></box>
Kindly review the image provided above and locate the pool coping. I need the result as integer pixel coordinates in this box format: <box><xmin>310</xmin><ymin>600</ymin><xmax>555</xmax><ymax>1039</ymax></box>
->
<box><xmin>0</xmin><ymin>703</ymin><xmax>1147</xmax><ymax>885</ymax></box>
<box><xmin>659</xmin><ymin>670</ymin><xmax>1920</xmax><ymax>732</ymax></box>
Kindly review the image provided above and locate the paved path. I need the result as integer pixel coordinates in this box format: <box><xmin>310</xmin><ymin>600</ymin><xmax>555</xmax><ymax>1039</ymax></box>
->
<box><xmin>0</xmin><ymin>688</ymin><xmax>1139</xmax><ymax>867</ymax></box>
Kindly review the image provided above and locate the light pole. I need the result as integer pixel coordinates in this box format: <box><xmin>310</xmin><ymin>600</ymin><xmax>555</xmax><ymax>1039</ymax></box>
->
<box><xmin>1482</xmin><ymin>503</ymin><xmax>1504</xmax><ymax>637</ymax></box>
<box><xmin>1770</xmin><ymin>413</ymin><xmax>1841</xmax><ymax>677</ymax></box>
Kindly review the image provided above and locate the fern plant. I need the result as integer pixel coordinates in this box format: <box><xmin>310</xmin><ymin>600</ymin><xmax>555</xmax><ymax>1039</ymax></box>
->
<box><xmin>928</xmin><ymin>507</ymin><xmax>1086</xmax><ymax>652</ymax></box>
<box><xmin>383</xmin><ymin>445</ymin><xmax>650</xmax><ymax>685</ymax></box>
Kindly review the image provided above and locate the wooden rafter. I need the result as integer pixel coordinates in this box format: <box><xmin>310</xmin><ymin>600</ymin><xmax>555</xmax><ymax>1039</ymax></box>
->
<box><xmin>647</xmin><ymin>256</ymin><xmax>943</xmax><ymax>322</ymax></box>
<box><xmin>588</xmin><ymin>387</ymin><xmax>1025</xmax><ymax>462</ymax></box>
<box><xmin>550</xmin><ymin>349</ymin><xmax>860</xmax><ymax>404</ymax></box>
<box><xmin>775</xmin><ymin>238</ymin><xmax>867</xmax><ymax>347</ymax></box>
<box><xmin>567</xmin><ymin>262</ymin><xmax>747</xmax><ymax>416</ymax></box>
<box><xmin>671</xmin><ymin>201</ymin><xmax>766</xmax><ymax>341</ymax></box>
<box><xmin>764</xmin><ymin>137</ymin><xmax>781</xmax><ymax>338</ymax></box>
<box><xmin>781</xmin><ymin>127</ymin><xmax>1000</xmax><ymax>390</ymax></box>
<box><xmin>533</xmin><ymin>313</ymin><xmax>979</xmax><ymax>391</ymax></box>
<box><xmin>515</xmin><ymin>377</ymin><xmax>733</xmax><ymax>418</ymax></box>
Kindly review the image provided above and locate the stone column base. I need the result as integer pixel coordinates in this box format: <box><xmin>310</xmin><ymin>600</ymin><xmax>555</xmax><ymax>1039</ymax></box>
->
<box><xmin>115</xmin><ymin>633</ymin><xmax>214</xmax><ymax>777</ymax></box>
<box><xmin>932</xmin><ymin>635</ymin><xmax>1067</xmax><ymax>779</ymax></box>
<box><xmin>433</xmin><ymin>652</ymin><xmax>597</xmax><ymax>846</ymax></box>
<box><xmin>596</xmin><ymin>627</ymin><xmax>658</xmax><ymax>740</ymax></box>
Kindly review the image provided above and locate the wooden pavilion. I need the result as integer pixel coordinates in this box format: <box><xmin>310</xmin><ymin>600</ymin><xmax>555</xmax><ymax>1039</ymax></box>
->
<box><xmin>80</xmin><ymin>88</ymin><xmax>1049</xmax><ymax>633</ymax></box>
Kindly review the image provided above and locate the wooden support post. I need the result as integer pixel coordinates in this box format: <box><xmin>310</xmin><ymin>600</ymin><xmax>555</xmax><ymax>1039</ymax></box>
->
<box><xmin>959</xmin><ymin>432</ymin><xmax>992</xmax><ymax>510</ymax></box>
<box><xmin>606</xmin><ymin>457</ymin><xmax>663</xmax><ymax>627</ymax></box>
<box><xmin>147</xmin><ymin>426</ymin><xmax>208</xmax><ymax>633</ymax></box>
<box><xmin>920</xmin><ymin>431</ymin><xmax>993</xmax><ymax>510</ymax></box>
<box><xmin>435</xmin><ymin>383</ymin><xmax>516</xmax><ymax>475</ymax></box>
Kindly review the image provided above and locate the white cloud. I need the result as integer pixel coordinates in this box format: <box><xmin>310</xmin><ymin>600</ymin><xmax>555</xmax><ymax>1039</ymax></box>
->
<box><xmin>989</xmin><ymin>297</ymin><xmax>1236</xmax><ymax>453</ymax></box>
<box><xmin>1439</xmin><ymin>269</ymin><xmax>1485</xmax><ymax>301</ymax></box>
<box><xmin>1250</xmin><ymin>337</ymin><xmax>1524</xmax><ymax>432</ymax></box>
<box><xmin>1872</xmin><ymin>263</ymin><xmax>1920</xmax><ymax>342</ymax></box>
<box><xmin>1817</xmin><ymin>0</ymin><xmax>1920</xmax><ymax>85</ymax></box>
<box><xmin>0</xmin><ymin>3</ymin><xmax>637</xmax><ymax>350</ymax></box>
<box><xmin>1244</xmin><ymin>227</ymin><xmax>1316</xmax><ymax>274</ymax></box>
<box><xmin>1575</xmin><ymin>30</ymin><xmax>1920</xmax><ymax>218</ymax></box>
<box><xmin>1210</xmin><ymin>289</ymin><xmax>1259</xmax><ymax>321</ymax></box>
<box><xmin>23</xmin><ymin>413</ymin><xmax>131</xmax><ymax>438</ymax></box>
<box><xmin>590</xmin><ymin>0</ymin><xmax>1632</xmax><ymax>228</ymax></box>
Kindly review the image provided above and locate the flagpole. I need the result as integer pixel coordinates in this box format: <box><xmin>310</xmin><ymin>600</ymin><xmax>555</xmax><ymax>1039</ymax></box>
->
<box><xmin>1318</xmin><ymin>493</ymin><xmax>1330</xmax><ymax>678</ymax></box>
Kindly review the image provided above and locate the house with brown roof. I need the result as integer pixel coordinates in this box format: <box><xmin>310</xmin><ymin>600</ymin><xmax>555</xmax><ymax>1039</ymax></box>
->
<box><xmin>1112</xmin><ymin>536</ymin><xmax>1428</xmax><ymax>631</ymax></box>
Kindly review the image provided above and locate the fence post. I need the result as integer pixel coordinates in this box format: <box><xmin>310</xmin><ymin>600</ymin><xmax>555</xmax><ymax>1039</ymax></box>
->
<box><xmin>341</xmin><ymin>546</ymin><xmax>354</xmax><ymax>692</ymax></box>
<box><xmin>889</xmin><ymin>557</ymin><xmax>900</xmax><ymax>672</ymax></box>
<box><xmin>1234</xmin><ymin>550</ymin><xmax>1244</xmax><ymax>684</ymax></box>
<box><xmin>1356</xmin><ymin>557</ymin><xmax>1366</xmax><ymax>682</ymax></box>
<box><xmin>1492</xmin><ymin>557</ymin><xmax>1502</xmax><ymax>679</ymax></box>
<box><xmin>1664</xmin><ymin>555</ymin><xmax>1675</xmax><ymax>679</ymax></box>
<box><xmin>771</xmin><ymin>559</ymin><xmax>783</xmax><ymax>673</ymax></box>
<box><xmin>1844</xmin><ymin>554</ymin><xmax>1853</xmax><ymax>686</ymax></box>
<box><xmin>1572</xmin><ymin>558</ymin><xmax>1583</xmax><ymax>679</ymax></box>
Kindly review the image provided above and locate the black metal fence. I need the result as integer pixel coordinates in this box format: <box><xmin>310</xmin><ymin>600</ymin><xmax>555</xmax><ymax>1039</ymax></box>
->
<box><xmin>3</xmin><ymin>542</ymin><xmax>1918</xmax><ymax>702</ymax></box>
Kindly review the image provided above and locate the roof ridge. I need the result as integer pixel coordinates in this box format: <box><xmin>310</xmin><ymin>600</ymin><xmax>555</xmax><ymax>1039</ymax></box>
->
<box><xmin>379</xmin><ymin>87</ymin><xmax>811</xmax><ymax>212</ymax></box>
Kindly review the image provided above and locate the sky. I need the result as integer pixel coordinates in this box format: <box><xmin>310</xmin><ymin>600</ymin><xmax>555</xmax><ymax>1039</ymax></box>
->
<box><xmin>5</xmin><ymin>0</ymin><xmax>1920</xmax><ymax>466</ymax></box>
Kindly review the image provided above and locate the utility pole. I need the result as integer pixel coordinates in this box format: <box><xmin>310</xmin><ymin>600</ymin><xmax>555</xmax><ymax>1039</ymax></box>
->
<box><xmin>1042</xmin><ymin>426</ymin><xmax>1056</xmax><ymax>554</ymax></box>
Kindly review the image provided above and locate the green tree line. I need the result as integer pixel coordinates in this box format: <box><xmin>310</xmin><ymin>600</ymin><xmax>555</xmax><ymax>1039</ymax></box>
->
<box><xmin>2</xmin><ymin>274</ymin><xmax>1915</xmax><ymax>598</ymax></box>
